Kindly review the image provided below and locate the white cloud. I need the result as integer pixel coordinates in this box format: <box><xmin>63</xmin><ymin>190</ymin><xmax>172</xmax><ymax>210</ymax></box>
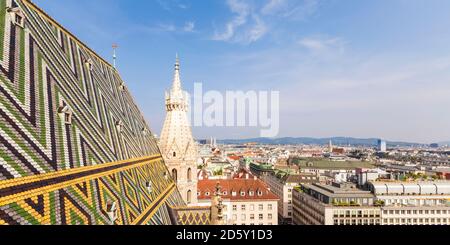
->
<box><xmin>212</xmin><ymin>0</ymin><xmax>250</xmax><ymax>42</ymax></box>
<box><xmin>262</xmin><ymin>0</ymin><xmax>320</xmax><ymax>20</ymax></box>
<box><xmin>298</xmin><ymin>36</ymin><xmax>346</xmax><ymax>54</ymax></box>
<box><xmin>183</xmin><ymin>21</ymin><xmax>195</xmax><ymax>32</ymax></box>
<box><xmin>212</xmin><ymin>0</ymin><xmax>268</xmax><ymax>44</ymax></box>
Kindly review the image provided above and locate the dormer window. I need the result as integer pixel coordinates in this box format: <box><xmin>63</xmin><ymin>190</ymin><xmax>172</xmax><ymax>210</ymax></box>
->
<box><xmin>58</xmin><ymin>103</ymin><xmax>73</xmax><ymax>125</ymax></box>
<box><xmin>85</xmin><ymin>59</ymin><xmax>94</xmax><ymax>71</ymax></box>
<box><xmin>119</xmin><ymin>82</ymin><xmax>125</xmax><ymax>91</ymax></box>
<box><xmin>232</xmin><ymin>191</ymin><xmax>237</xmax><ymax>197</ymax></box>
<box><xmin>257</xmin><ymin>191</ymin><xmax>263</xmax><ymax>196</ymax></box>
<box><xmin>240</xmin><ymin>191</ymin><xmax>246</xmax><ymax>196</ymax></box>
<box><xmin>249</xmin><ymin>191</ymin><xmax>254</xmax><ymax>196</ymax></box>
<box><xmin>197</xmin><ymin>191</ymin><xmax>201</xmax><ymax>196</ymax></box>
<box><xmin>145</xmin><ymin>181</ymin><xmax>152</xmax><ymax>193</ymax></box>
<box><xmin>7</xmin><ymin>7</ymin><xmax>25</xmax><ymax>28</ymax></box>
<box><xmin>222</xmin><ymin>191</ymin><xmax>227</xmax><ymax>195</ymax></box>
<box><xmin>106</xmin><ymin>201</ymin><xmax>118</xmax><ymax>225</ymax></box>
<box><xmin>115</xmin><ymin>120</ymin><xmax>123</xmax><ymax>133</ymax></box>
<box><xmin>142</xmin><ymin>127</ymin><xmax>148</xmax><ymax>136</ymax></box>
<box><xmin>205</xmin><ymin>192</ymin><xmax>210</xmax><ymax>196</ymax></box>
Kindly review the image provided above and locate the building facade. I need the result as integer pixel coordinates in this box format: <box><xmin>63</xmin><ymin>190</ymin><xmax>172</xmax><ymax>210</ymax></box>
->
<box><xmin>293</xmin><ymin>181</ymin><xmax>450</xmax><ymax>225</ymax></box>
<box><xmin>369</xmin><ymin>181</ymin><xmax>450</xmax><ymax>225</ymax></box>
<box><xmin>293</xmin><ymin>182</ymin><xmax>380</xmax><ymax>225</ymax></box>
<box><xmin>159</xmin><ymin>56</ymin><xmax>198</xmax><ymax>205</ymax></box>
<box><xmin>197</xmin><ymin>179</ymin><xmax>279</xmax><ymax>225</ymax></box>
<box><xmin>263</xmin><ymin>171</ymin><xmax>319</xmax><ymax>224</ymax></box>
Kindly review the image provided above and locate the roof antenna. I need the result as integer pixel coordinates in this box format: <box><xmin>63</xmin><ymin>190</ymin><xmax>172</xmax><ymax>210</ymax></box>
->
<box><xmin>112</xmin><ymin>43</ymin><xmax>118</xmax><ymax>69</ymax></box>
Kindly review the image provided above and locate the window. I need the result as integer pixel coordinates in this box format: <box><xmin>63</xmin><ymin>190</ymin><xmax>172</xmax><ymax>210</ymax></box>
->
<box><xmin>259</xmin><ymin>204</ymin><xmax>264</xmax><ymax>211</ymax></box>
<box><xmin>249</xmin><ymin>191</ymin><xmax>254</xmax><ymax>196</ymax></box>
<box><xmin>232</xmin><ymin>214</ymin><xmax>237</xmax><ymax>221</ymax></box>
<box><xmin>268</xmin><ymin>204</ymin><xmax>273</xmax><ymax>210</ymax></box>
<box><xmin>259</xmin><ymin>214</ymin><xmax>263</xmax><ymax>220</ymax></box>
<box><xmin>187</xmin><ymin>190</ymin><xmax>192</xmax><ymax>204</ymax></box>
<box><xmin>232</xmin><ymin>205</ymin><xmax>237</xmax><ymax>211</ymax></box>
<box><xmin>187</xmin><ymin>168</ymin><xmax>192</xmax><ymax>182</ymax></box>
<box><xmin>241</xmin><ymin>191</ymin><xmax>246</xmax><ymax>196</ymax></box>
<box><xmin>268</xmin><ymin>214</ymin><xmax>272</xmax><ymax>219</ymax></box>
<box><xmin>250</xmin><ymin>214</ymin><xmax>255</xmax><ymax>220</ymax></box>
<box><xmin>250</xmin><ymin>204</ymin><xmax>254</xmax><ymax>211</ymax></box>
<box><xmin>241</xmin><ymin>205</ymin><xmax>246</xmax><ymax>211</ymax></box>
<box><xmin>172</xmin><ymin>169</ymin><xmax>177</xmax><ymax>182</ymax></box>
<box><xmin>241</xmin><ymin>214</ymin><xmax>246</xmax><ymax>221</ymax></box>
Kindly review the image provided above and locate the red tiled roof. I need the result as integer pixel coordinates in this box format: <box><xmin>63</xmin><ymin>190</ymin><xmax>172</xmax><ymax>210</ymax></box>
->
<box><xmin>197</xmin><ymin>179</ymin><xmax>278</xmax><ymax>201</ymax></box>
<box><xmin>231</xmin><ymin>168</ymin><xmax>255</xmax><ymax>179</ymax></box>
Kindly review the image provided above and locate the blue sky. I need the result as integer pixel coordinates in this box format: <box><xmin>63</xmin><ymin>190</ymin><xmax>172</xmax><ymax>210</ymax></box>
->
<box><xmin>34</xmin><ymin>0</ymin><xmax>450</xmax><ymax>143</ymax></box>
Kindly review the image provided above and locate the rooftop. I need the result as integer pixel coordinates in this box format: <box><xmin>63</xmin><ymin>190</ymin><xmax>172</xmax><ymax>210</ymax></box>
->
<box><xmin>293</xmin><ymin>158</ymin><xmax>375</xmax><ymax>170</ymax></box>
<box><xmin>197</xmin><ymin>179</ymin><xmax>278</xmax><ymax>201</ymax></box>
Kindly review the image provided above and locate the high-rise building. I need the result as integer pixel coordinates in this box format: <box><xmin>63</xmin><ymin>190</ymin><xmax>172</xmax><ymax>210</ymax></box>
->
<box><xmin>159</xmin><ymin>56</ymin><xmax>198</xmax><ymax>205</ymax></box>
<box><xmin>377</xmin><ymin>139</ymin><xmax>387</xmax><ymax>152</ymax></box>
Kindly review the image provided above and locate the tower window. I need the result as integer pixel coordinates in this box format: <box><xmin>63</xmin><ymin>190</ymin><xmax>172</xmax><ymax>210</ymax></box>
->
<box><xmin>172</xmin><ymin>169</ymin><xmax>177</xmax><ymax>182</ymax></box>
<box><xmin>187</xmin><ymin>190</ymin><xmax>192</xmax><ymax>204</ymax></box>
<box><xmin>187</xmin><ymin>168</ymin><xmax>192</xmax><ymax>182</ymax></box>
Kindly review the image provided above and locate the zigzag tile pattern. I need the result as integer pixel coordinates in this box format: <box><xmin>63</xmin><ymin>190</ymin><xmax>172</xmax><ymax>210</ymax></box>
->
<box><xmin>0</xmin><ymin>0</ymin><xmax>185</xmax><ymax>224</ymax></box>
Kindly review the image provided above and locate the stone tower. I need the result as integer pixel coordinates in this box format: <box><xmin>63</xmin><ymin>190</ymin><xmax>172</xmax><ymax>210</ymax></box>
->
<box><xmin>159</xmin><ymin>55</ymin><xmax>198</xmax><ymax>205</ymax></box>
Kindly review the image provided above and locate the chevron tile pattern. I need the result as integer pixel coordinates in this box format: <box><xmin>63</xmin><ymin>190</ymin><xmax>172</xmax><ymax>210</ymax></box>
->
<box><xmin>0</xmin><ymin>0</ymin><xmax>185</xmax><ymax>224</ymax></box>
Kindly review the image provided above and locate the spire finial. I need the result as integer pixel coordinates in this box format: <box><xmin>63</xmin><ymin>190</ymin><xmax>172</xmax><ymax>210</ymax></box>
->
<box><xmin>172</xmin><ymin>54</ymin><xmax>182</xmax><ymax>91</ymax></box>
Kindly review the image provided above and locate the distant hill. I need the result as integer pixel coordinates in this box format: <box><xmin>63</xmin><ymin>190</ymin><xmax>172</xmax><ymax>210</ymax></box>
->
<box><xmin>218</xmin><ymin>137</ymin><xmax>425</xmax><ymax>147</ymax></box>
<box><xmin>438</xmin><ymin>141</ymin><xmax>450</xmax><ymax>146</ymax></box>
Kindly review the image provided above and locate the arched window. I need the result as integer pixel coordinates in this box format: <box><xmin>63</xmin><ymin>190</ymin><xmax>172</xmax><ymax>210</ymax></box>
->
<box><xmin>187</xmin><ymin>190</ymin><xmax>192</xmax><ymax>204</ymax></box>
<box><xmin>187</xmin><ymin>168</ymin><xmax>192</xmax><ymax>182</ymax></box>
<box><xmin>172</xmin><ymin>169</ymin><xmax>177</xmax><ymax>182</ymax></box>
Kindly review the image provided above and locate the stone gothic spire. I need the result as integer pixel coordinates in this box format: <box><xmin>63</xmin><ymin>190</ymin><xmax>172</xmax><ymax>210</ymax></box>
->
<box><xmin>159</xmin><ymin>55</ymin><xmax>198</xmax><ymax>205</ymax></box>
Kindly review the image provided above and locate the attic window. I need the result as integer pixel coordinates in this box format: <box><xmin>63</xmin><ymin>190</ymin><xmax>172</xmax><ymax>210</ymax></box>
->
<box><xmin>145</xmin><ymin>181</ymin><xmax>152</xmax><ymax>193</ymax></box>
<box><xmin>106</xmin><ymin>201</ymin><xmax>118</xmax><ymax>225</ymax></box>
<box><xmin>240</xmin><ymin>191</ymin><xmax>245</xmax><ymax>196</ymax></box>
<box><xmin>119</xmin><ymin>82</ymin><xmax>125</xmax><ymax>91</ymax></box>
<box><xmin>257</xmin><ymin>191</ymin><xmax>263</xmax><ymax>196</ymax></box>
<box><xmin>85</xmin><ymin>59</ymin><xmax>94</xmax><ymax>71</ymax></box>
<box><xmin>205</xmin><ymin>192</ymin><xmax>210</xmax><ymax>196</ymax></box>
<box><xmin>58</xmin><ymin>103</ymin><xmax>73</xmax><ymax>125</ymax></box>
<box><xmin>142</xmin><ymin>127</ymin><xmax>148</xmax><ymax>136</ymax></box>
<box><xmin>232</xmin><ymin>191</ymin><xmax>237</xmax><ymax>196</ymax></box>
<box><xmin>222</xmin><ymin>191</ymin><xmax>227</xmax><ymax>195</ymax></box>
<box><xmin>7</xmin><ymin>7</ymin><xmax>25</xmax><ymax>28</ymax></box>
<box><xmin>115</xmin><ymin>120</ymin><xmax>123</xmax><ymax>133</ymax></box>
<box><xmin>249</xmin><ymin>191</ymin><xmax>254</xmax><ymax>196</ymax></box>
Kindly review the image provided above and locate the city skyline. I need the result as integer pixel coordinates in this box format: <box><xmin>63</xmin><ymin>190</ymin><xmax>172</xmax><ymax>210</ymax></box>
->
<box><xmin>33</xmin><ymin>0</ymin><xmax>450</xmax><ymax>143</ymax></box>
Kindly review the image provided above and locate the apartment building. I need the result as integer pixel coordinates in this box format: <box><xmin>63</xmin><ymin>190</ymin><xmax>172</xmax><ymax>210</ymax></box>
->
<box><xmin>293</xmin><ymin>182</ymin><xmax>381</xmax><ymax>225</ymax></box>
<box><xmin>263</xmin><ymin>171</ymin><xmax>319</xmax><ymax>224</ymax></box>
<box><xmin>293</xmin><ymin>181</ymin><xmax>450</xmax><ymax>225</ymax></box>
<box><xmin>197</xmin><ymin>179</ymin><xmax>278</xmax><ymax>225</ymax></box>
<box><xmin>369</xmin><ymin>181</ymin><xmax>450</xmax><ymax>225</ymax></box>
